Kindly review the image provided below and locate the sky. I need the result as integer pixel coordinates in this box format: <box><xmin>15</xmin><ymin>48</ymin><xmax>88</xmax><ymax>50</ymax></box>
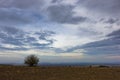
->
<box><xmin>0</xmin><ymin>0</ymin><xmax>120</xmax><ymax>64</ymax></box>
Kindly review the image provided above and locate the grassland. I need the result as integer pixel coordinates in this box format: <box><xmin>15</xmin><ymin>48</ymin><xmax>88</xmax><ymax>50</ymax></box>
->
<box><xmin>0</xmin><ymin>66</ymin><xmax>120</xmax><ymax>80</ymax></box>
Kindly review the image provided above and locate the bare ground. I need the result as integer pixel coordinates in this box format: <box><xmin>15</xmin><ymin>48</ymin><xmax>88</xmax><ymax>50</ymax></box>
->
<box><xmin>0</xmin><ymin>66</ymin><xmax>120</xmax><ymax>80</ymax></box>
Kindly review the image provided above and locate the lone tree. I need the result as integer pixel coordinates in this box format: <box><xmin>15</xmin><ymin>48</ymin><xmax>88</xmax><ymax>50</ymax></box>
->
<box><xmin>24</xmin><ymin>55</ymin><xmax>39</xmax><ymax>67</ymax></box>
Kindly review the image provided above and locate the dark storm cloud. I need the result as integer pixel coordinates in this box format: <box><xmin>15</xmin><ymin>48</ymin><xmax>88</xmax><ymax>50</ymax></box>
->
<box><xmin>47</xmin><ymin>4</ymin><xmax>88</xmax><ymax>24</ymax></box>
<box><xmin>0</xmin><ymin>26</ymin><xmax>55</xmax><ymax>51</ymax></box>
<box><xmin>78</xmin><ymin>0</ymin><xmax>120</xmax><ymax>16</ymax></box>
<box><xmin>0</xmin><ymin>8</ymin><xmax>42</xmax><ymax>25</ymax></box>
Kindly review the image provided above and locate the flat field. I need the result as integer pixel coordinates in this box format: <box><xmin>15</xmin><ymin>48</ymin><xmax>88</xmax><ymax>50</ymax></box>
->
<box><xmin>0</xmin><ymin>66</ymin><xmax>120</xmax><ymax>80</ymax></box>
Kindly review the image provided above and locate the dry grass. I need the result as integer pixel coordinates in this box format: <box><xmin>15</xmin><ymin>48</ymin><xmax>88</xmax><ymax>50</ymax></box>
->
<box><xmin>0</xmin><ymin>66</ymin><xmax>120</xmax><ymax>80</ymax></box>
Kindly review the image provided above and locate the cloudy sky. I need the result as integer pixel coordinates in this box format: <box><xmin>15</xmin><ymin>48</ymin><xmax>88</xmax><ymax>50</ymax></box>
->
<box><xmin>0</xmin><ymin>0</ymin><xmax>120</xmax><ymax>64</ymax></box>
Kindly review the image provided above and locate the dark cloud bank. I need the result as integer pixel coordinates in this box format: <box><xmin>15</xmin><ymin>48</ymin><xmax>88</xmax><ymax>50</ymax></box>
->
<box><xmin>66</xmin><ymin>29</ymin><xmax>120</xmax><ymax>55</ymax></box>
<box><xmin>47</xmin><ymin>4</ymin><xmax>88</xmax><ymax>24</ymax></box>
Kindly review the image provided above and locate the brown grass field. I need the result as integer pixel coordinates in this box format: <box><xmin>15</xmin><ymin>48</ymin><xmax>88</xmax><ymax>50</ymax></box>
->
<box><xmin>0</xmin><ymin>66</ymin><xmax>120</xmax><ymax>80</ymax></box>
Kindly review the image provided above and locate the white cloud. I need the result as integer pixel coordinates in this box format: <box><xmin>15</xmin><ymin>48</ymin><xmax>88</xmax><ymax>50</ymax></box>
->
<box><xmin>0</xmin><ymin>44</ymin><xmax>19</xmax><ymax>49</ymax></box>
<box><xmin>51</xmin><ymin>34</ymin><xmax>92</xmax><ymax>49</ymax></box>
